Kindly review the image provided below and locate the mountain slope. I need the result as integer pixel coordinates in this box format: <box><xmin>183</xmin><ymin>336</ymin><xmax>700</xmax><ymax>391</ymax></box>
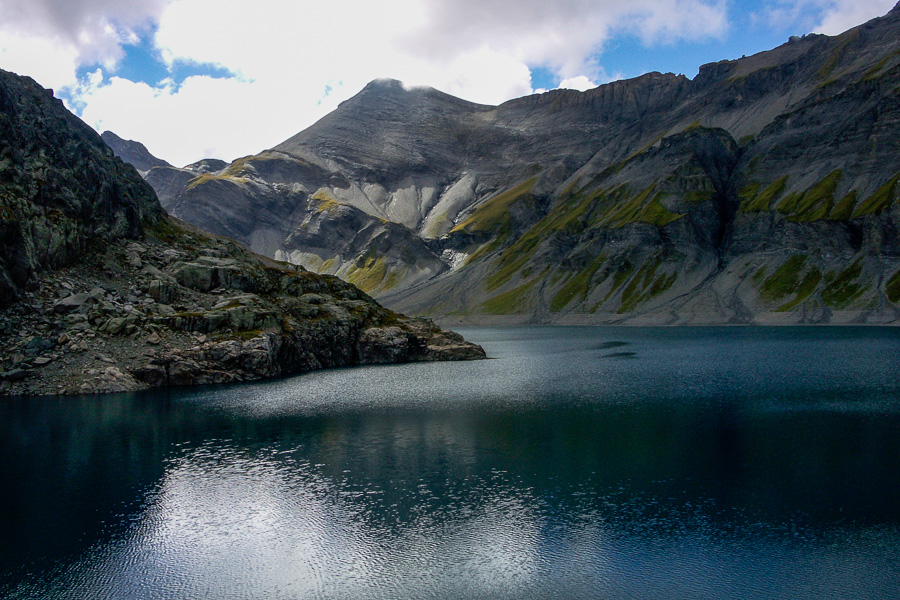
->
<box><xmin>0</xmin><ymin>69</ymin><xmax>483</xmax><ymax>396</ymax></box>
<box><xmin>132</xmin><ymin>4</ymin><xmax>900</xmax><ymax>324</ymax></box>
<box><xmin>101</xmin><ymin>130</ymin><xmax>172</xmax><ymax>174</ymax></box>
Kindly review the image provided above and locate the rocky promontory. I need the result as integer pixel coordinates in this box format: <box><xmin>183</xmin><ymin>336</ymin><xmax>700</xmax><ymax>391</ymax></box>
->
<box><xmin>0</xmin><ymin>69</ymin><xmax>484</xmax><ymax>396</ymax></box>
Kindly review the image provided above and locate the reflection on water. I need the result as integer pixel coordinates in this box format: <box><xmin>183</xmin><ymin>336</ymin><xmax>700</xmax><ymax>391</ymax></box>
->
<box><xmin>2</xmin><ymin>327</ymin><xmax>900</xmax><ymax>599</ymax></box>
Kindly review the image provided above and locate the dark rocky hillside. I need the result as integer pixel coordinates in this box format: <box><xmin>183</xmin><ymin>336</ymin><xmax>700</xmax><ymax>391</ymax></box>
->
<box><xmin>0</xmin><ymin>69</ymin><xmax>484</xmax><ymax>396</ymax></box>
<box><xmin>127</xmin><ymin>4</ymin><xmax>900</xmax><ymax>324</ymax></box>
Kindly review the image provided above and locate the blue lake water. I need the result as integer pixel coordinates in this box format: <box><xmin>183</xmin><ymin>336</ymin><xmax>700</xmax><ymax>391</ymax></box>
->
<box><xmin>2</xmin><ymin>326</ymin><xmax>900</xmax><ymax>599</ymax></box>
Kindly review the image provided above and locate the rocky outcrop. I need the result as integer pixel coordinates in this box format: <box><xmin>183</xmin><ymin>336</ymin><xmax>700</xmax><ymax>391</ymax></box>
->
<box><xmin>120</xmin><ymin>6</ymin><xmax>900</xmax><ymax>324</ymax></box>
<box><xmin>0</xmin><ymin>70</ymin><xmax>165</xmax><ymax>306</ymax></box>
<box><xmin>0</xmin><ymin>217</ymin><xmax>484</xmax><ymax>396</ymax></box>
<box><xmin>0</xmin><ymin>69</ymin><xmax>485</xmax><ymax>396</ymax></box>
<box><xmin>101</xmin><ymin>131</ymin><xmax>172</xmax><ymax>175</ymax></box>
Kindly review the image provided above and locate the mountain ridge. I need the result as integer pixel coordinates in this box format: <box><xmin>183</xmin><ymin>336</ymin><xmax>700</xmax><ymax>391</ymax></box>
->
<box><xmin>120</xmin><ymin>4</ymin><xmax>900</xmax><ymax>324</ymax></box>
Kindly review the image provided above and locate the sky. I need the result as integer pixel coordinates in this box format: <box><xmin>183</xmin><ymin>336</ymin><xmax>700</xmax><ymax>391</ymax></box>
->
<box><xmin>0</xmin><ymin>0</ymin><xmax>896</xmax><ymax>167</ymax></box>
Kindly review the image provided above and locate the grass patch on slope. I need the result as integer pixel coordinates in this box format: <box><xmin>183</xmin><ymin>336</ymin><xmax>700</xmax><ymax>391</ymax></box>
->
<box><xmin>886</xmin><ymin>270</ymin><xmax>900</xmax><ymax>304</ymax></box>
<box><xmin>739</xmin><ymin>176</ymin><xmax>788</xmax><ymax>212</ymax></box>
<box><xmin>775</xmin><ymin>170</ymin><xmax>842</xmax><ymax>221</ymax></box>
<box><xmin>777</xmin><ymin>268</ymin><xmax>822</xmax><ymax>311</ymax></box>
<box><xmin>451</xmin><ymin>178</ymin><xmax>537</xmax><ymax>235</ymax></box>
<box><xmin>346</xmin><ymin>252</ymin><xmax>387</xmax><ymax>294</ymax></box>
<box><xmin>480</xmin><ymin>280</ymin><xmax>537</xmax><ymax>314</ymax></box>
<box><xmin>821</xmin><ymin>260</ymin><xmax>866</xmax><ymax>308</ymax></box>
<box><xmin>759</xmin><ymin>255</ymin><xmax>808</xmax><ymax>302</ymax></box>
<box><xmin>186</xmin><ymin>173</ymin><xmax>249</xmax><ymax>192</ymax></box>
<box><xmin>618</xmin><ymin>257</ymin><xmax>677</xmax><ymax>313</ymax></box>
<box><xmin>851</xmin><ymin>173</ymin><xmax>900</xmax><ymax>219</ymax></box>
<box><xmin>550</xmin><ymin>254</ymin><xmax>608</xmax><ymax>312</ymax></box>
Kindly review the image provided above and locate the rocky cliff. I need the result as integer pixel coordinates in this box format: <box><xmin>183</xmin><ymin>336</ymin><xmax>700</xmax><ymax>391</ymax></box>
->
<box><xmin>101</xmin><ymin>130</ymin><xmax>172</xmax><ymax>175</ymax></box>
<box><xmin>128</xmin><ymin>4</ymin><xmax>900</xmax><ymax>324</ymax></box>
<box><xmin>0</xmin><ymin>69</ymin><xmax>484</xmax><ymax>396</ymax></box>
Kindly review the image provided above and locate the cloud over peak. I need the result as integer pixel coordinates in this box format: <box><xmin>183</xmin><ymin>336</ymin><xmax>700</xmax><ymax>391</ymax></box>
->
<box><xmin>1</xmin><ymin>0</ymin><xmax>895</xmax><ymax>166</ymax></box>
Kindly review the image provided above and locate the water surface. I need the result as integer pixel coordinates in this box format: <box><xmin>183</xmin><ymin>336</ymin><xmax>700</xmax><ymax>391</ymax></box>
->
<box><xmin>2</xmin><ymin>327</ymin><xmax>899</xmax><ymax>598</ymax></box>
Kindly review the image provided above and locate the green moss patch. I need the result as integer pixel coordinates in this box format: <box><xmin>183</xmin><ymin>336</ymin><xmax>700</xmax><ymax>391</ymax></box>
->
<box><xmin>550</xmin><ymin>254</ymin><xmax>608</xmax><ymax>312</ymax></box>
<box><xmin>759</xmin><ymin>255</ymin><xmax>808</xmax><ymax>301</ymax></box>
<box><xmin>311</xmin><ymin>189</ymin><xmax>345</xmax><ymax>215</ymax></box>
<box><xmin>738</xmin><ymin>182</ymin><xmax>761</xmax><ymax>204</ymax></box>
<box><xmin>777</xmin><ymin>268</ymin><xmax>822</xmax><ymax>311</ymax></box>
<box><xmin>776</xmin><ymin>170</ymin><xmax>842</xmax><ymax>221</ymax></box>
<box><xmin>886</xmin><ymin>270</ymin><xmax>900</xmax><ymax>304</ymax></box>
<box><xmin>604</xmin><ymin>261</ymin><xmax>634</xmax><ymax>304</ymax></box>
<box><xmin>739</xmin><ymin>176</ymin><xmax>788</xmax><ymax>213</ymax></box>
<box><xmin>817</xmin><ymin>30</ymin><xmax>858</xmax><ymax>80</ymax></box>
<box><xmin>683</xmin><ymin>190</ymin><xmax>715</xmax><ymax>204</ymax></box>
<box><xmin>486</xmin><ymin>237</ymin><xmax>540</xmax><ymax>292</ymax></box>
<box><xmin>751</xmin><ymin>266</ymin><xmax>767</xmax><ymax>284</ymax></box>
<box><xmin>618</xmin><ymin>257</ymin><xmax>677</xmax><ymax>313</ymax></box>
<box><xmin>851</xmin><ymin>173</ymin><xmax>900</xmax><ymax>219</ymax></box>
<box><xmin>829</xmin><ymin>190</ymin><xmax>858</xmax><ymax>220</ymax></box>
<box><xmin>862</xmin><ymin>49</ymin><xmax>900</xmax><ymax>81</ymax></box>
<box><xmin>593</xmin><ymin>186</ymin><xmax>683</xmax><ymax>229</ymax></box>
<box><xmin>186</xmin><ymin>173</ymin><xmax>249</xmax><ymax>191</ymax></box>
<box><xmin>480</xmin><ymin>280</ymin><xmax>536</xmax><ymax>314</ymax></box>
<box><xmin>346</xmin><ymin>253</ymin><xmax>388</xmax><ymax>294</ymax></box>
<box><xmin>464</xmin><ymin>238</ymin><xmax>503</xmax><ymax>266</ymax></box>
<box><xmin>821</xmin><ymin>260</ymin><xmax>866</xmax><ymax>308</ymax></box>
<box><xmin>451</xmin><ymin>178</ymin><xmax>537</xmax><ymax>234</ymax></box>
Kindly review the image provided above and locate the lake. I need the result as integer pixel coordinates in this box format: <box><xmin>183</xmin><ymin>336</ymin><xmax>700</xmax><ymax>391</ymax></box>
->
<box><xmin>2</xmin><ymin>326</ymin><xmax>900</xmax><ymax>599</ymax></box>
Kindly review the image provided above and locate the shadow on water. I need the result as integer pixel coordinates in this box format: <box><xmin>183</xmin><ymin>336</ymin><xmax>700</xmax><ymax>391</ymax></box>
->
<box><xmin>601</xmin><ymin>351</ymin><xmax>638</xmax><ymax>359</ymax></box>
<box><xmin>592</xmin><ymin>340</ymin><xmax>630</xmax><ymax>350</ymax></box>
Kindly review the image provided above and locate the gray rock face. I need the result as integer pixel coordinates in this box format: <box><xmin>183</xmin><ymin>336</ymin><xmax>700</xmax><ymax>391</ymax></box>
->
<box><xmin>0</xmin><ymin>70</ymin><xmax>166</xmax><ymax>305</ymax></box>
<box><xmin>101</xmin><ymin>131</ymin><xmax>172</xmax><ymax>174</ymax></box>
<box><xmin>125</xmin><ymin>5</ymin><xmax>900</xmax><ymax>324</ymax></box>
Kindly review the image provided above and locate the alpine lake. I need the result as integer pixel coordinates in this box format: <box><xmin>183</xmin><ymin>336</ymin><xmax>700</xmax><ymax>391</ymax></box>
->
<box><xmin>2</xmin><ymin>326</ymin><xmax>899</xmax><ymax>599</ymax></box>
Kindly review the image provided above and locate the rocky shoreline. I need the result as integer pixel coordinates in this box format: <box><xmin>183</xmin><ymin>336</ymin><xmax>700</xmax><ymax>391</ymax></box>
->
<box><xmin>0</xmin><ymin>219</ymin><xmax>485</xmax><ymax>396</ymax></box>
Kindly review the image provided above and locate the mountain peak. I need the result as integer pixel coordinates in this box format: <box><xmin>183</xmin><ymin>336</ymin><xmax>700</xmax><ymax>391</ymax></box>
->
<box><xmin>101</xmin><ymin>130</ymin><xmax>172</xmax><ymax>172</ymax></box>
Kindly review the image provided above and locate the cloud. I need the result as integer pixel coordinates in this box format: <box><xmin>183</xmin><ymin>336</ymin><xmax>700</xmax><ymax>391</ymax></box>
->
<box><xmin>74</xmin><ymin>72</ymin><xmax>317</xmax><ymax>168</ymax></box>
<box><xmin>2</xmin><ymin>0</ymin><xmax>736</xmax><ymax>164</ymax></box>
<box><xmin>813</xmin><ymin>0</ymin><xmax>897</xmax><ymax>34</ymax></box>
<box><xmin>759</xmin><ymin>0</ymin><xmax>896</xmax><ymax>35</ymax></box>
<box><xmin>557</xmin><ymin>76</ymin><xmax>599</xmax><ymax>91</ymax></box>
<box><xmin>401</xmin><ymin>0</ymin><xmax>728</xmax><ymax>79</ymax></box>
<box><xmin>7</xmin><ymin>0</ymin><xmax>894</xmax><ymax>166</ymax></box>
<box><xmin>0</xmin><ymin>31</ymin><xmax>81</xmax><ymax>91</ymax></box>
<box><xmin>0</xmin><ymin>0</ymin><xmax>167</xmax><ymax>87</ymax></box>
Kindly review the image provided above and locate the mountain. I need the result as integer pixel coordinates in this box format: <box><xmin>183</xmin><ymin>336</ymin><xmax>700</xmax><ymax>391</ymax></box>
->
<box><xmin>133</xmin><ymin>4</ymin><xmax>900</xmax><ymax>324</ymax></box>
<box><xmin>0</xmin><ymin>69</ymin><xmax>483</xmax><ymax>396</ymax></box>
<box><xmin>101</xmin><ymin>130</ymin><xmax>172</xmax><ymax>175</ymax></box>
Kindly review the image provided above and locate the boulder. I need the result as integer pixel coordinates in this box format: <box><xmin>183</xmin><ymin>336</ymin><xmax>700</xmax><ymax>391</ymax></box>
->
<box><xmin>148</xmin><ymin>279</ymin><xmax>178</xmax><ymax>303</ymax></box>
<box><xmin>53</xmin><ymin>292</ymin><xmax>91</xmax><ymax>313</ymax></box>
<box><xmin>357</xmin><ymin>326</ymin><xmax>412</xmax><ymax>364</ymax></box>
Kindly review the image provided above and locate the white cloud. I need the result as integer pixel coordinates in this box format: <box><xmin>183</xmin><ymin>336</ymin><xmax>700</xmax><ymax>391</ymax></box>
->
<box><xmin>557</xmin><ymin>76</ymin><xmax>599</xmax><ymax>92</ymax></box>
<box><xmin>759</xmin><ymin>0</ymin><xmax>895</xmax><ymax>35</ymax></box>
<box><xmin>2</xmin><ymin>0</ymin><xmax>746</xmax><ymax>164</ymax></box>
<box><xmin>87</xmin><ymin>0</ymin><xmax>730</xmax><ymax>164</ymax></box>
<box><xmin>402</xmin><ymin>0</ymin><xmax>728</xmax><ymax>79</ymax></box>
<box><xmin>0</xmin><ymin>32</ymin><xmax>80</xmax><ymax>91</ymax></box>
<box><xmin>75</xmin><ymin>72</ymin><xmax>319</xmax><ymax>168</ymax></box>
<box><xmin>0</xmin><ymin>0</ymin><xmax>167</xmax><ymax>88</ymax></box>
<box><xmin>814</xmin><ymin>0</ymin><xmax>897</xmax><ymax>35</ymax></box>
